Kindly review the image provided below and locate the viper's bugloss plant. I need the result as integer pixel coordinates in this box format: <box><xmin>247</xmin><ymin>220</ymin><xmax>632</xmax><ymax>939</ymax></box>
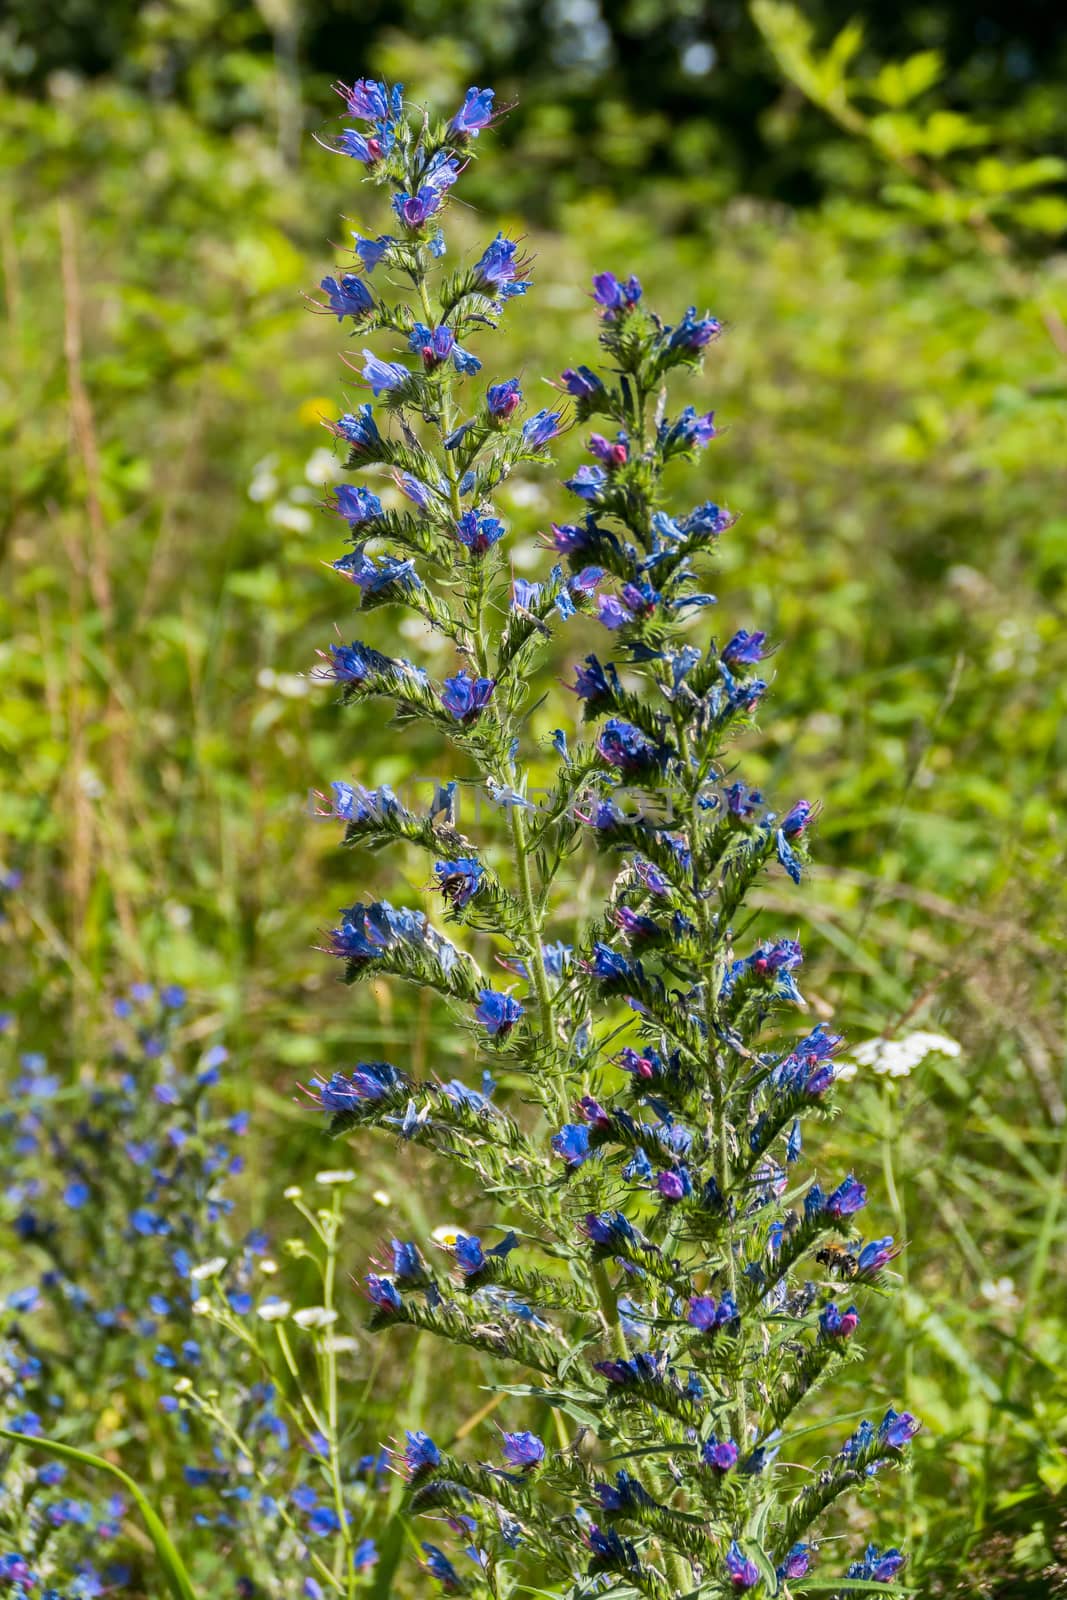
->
<box><xmin>307</xmin><ymin>77</ymin><xmax>917</xmax><ymax>1599</ymax></box>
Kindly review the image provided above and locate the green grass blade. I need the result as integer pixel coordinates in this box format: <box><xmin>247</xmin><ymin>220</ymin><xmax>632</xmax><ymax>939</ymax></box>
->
<box><xmin>0</xmin><ymin>1428</ymin><xmax>198</xmax><ymax>1600</ymax></box>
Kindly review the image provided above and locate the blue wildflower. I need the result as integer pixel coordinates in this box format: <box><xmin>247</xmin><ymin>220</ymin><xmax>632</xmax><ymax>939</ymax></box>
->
<box><xmin>565</xmin><ymin>464</ymin><xmax>606</xmax><ymax>501</ymax></box>
<box><xmin>500</xmin><ymin>1431</ymin><xmax>545</xmax><ymax>1469</ymax></box>
<box><xmin>450</xmin><ymin>86</ymin><xmax>496</xmax><ymax>138</ymax></box>
<box><xmin>352</xmin><ymin>233</ymin><xmax>392</xmax><ymax>272</ymax></box>
<box><xmin>592</xmin><ymin>271</ymin><xmax>642</xmax><ymax>318</ymax></box>
<box><xmin>393</xmin><ymin>186</ymin><xmax>445</xmax><ymax>228</ymax></box>
<box><xmin>596</xmin><ymin>718</ymin><xmax>666</xmax><ymax>777</ymax></box>
<box><xmin>336</xmin><ymin>78</ymin><xmax>393</xmax><ymax>121</ymax></box>
<box><xmin>454</xmin><ymin>510</ymin><xmax>505</xmax><ymax>554</ymax></box>
<box><xmin>825</xmin><ymin>1174</ymin><xmax>868</xmax><ymax>1218</ymax></box>
<box><xmin>328</xmin><ymin>484</ymin><xmax>383</xmax><ymax>527</ymax></box>
<box><xmin>440</xmin><ymin>671</ymin><xmax>495</xmax><ymax>723</ymax></box>
<box><xmin>560</xmin><ymin>364</ymin><xmax>603</xmax><ymax>400</ymax></box>
<box><xmin>473</xmin><ymin>989</ymin><xmax>523</xmax><ymax>1037</ymax></box>
<box><xmin>421</xmin><ymin>1544</ymin><xmax>461</xmax><ymax>1590</ymax></box>
<box><xmin>434</xmin><ymin>857</ymin><xmax>484</xmax><ymax>910</ymax></box>
<box><xmin>360</xmin><ymin>350</ymin><xmax>410</xmax><ymax>395</ymax></box>
<box><xmin>404</xmin><ymin>1431</ymin><xmax>441</xmax><ymax>1477</ymax></box>
<box><xmin>669</xmin><ymin>307</ymin><xmax>721</xmax><ymax>350</ymax></box>
<box><xmin>848</xmin><ymin>1545</ymin><xmax>906</xmax><ymax>1582</ymax></box>
<box><xmin>777</xmin><ymin>1544</ymin><xmax>811</xmax><ymax>1581</ymax></box>
<box><xmin>722</xmin><ymin>629</ymin><xmax>768</xmax><ymax>667</ymax></box>
<box><xmin>473</xmin><ymin>234</ymin><xmax>531</xmax><ymax>299</ymax></box>
<box><xmin>364</xmin><ymin>1273</ymin><xmax>403</xmax><ymax>1312</ymax></box>
<box><xmin>318</xmin><ymin>273</ymin><xmax>374</xmax><ymax>320</ymax></box>
<box><xmin>701</xmin><ymin>1436</ymin><xmax>739</xmax><ymax>1472</ymax></box>
<box><xmin>879</xmin><ymin>1407</ymin><xmax>920</xmax><ymax>1449</ymax></box>
<box><xmin>551</xmin><ymin>1124</ymin><xmax>591</xmax><ymax>1168</ymax></box>
<box><xmin>522</xmin><ymin>409</ymin><xmax>563</xmax><ymax>449</ymax></box>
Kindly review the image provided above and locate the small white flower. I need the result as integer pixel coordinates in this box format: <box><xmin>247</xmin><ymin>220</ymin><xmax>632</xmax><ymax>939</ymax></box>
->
<box><xmin>372</xmin><ymin>1189</ymin><xmax>391</xmax><ymax>1207</ymax></box>
<box><xmin>979</xmin><ymin>1276</ymin><xmax>1020</xmax><ymax>1312</ymax></box>
<box><xmin>305</xmin><ymin>446</ymin><xmax>341</xmax><ymax>486</ymax></box>
<box><xmin>431</xmin><ymin>1225</ymin><xmax>463</xmax><ymax>1247</ymax></box>
<box><xmin>189</xmin><ymin>1257</ymin><xmax>227</xmax><ymax>1282</ymax></box>
<box><xmin>248</xmin><ymin>456</ymin><xmax>279</xmax><ymax>502</ymax></box>
<box><xmin>283</xmin><ymin>1186</ymin><xmax>303</xmax><ymax>1200</ymax></box>
<box><xmin>314</xmin><ymin>1169</ymin><xmax>355</xmax><ymax>1186</ymax></box>
<box><xmin>844</xmin><ymin>1030</ymin><xmax>960</xmax><ymax>1080</ymax></box>
<box><xmin>274</xmin><ymin>672</ymin><xmax>310</xmax><ymax>699</ymax></box>
<box><xmin>256</xmin><ymin>1297</ymin><xmax>291</xmax><ymax>1322</ymax></box>
<box><xmin>323</xmin><ymin>1335</ymin><xmax>360</xmax><ymax>1355</ymax></box>
<box><xmin>293</xmin><ymin>1307</ymin><xmax>338</xmax><ymax>1329</ymax></box>
<box><xmin>191</xmin><ymin>1297</ymin><xmax>213</xmax><ymax>1317</ymax></box>
<box><xmin>269</xmin><ymin>501</ymin><xmax>313</xmax><ymax>534</ymax></box>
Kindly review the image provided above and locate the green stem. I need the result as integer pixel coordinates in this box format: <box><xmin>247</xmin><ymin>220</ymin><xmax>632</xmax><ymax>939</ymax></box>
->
<box><xmin>591</xmin><ymin>1260</ymin><xmax>631</xmax><ymax>1362</ymax></box>
<box><xmin>682</xmin><ymin>719</ymin><xmax>747</xmax><ymax>1449</ymax></box>
<box><xmin>321</xmin><ymin>1187</ymin><xmax>355</xmax><ymax>1597</ymax></box>
<box><xmin>881</xmin><ymin>1080</ymin><xmax>914</xmax><ymax>1544</ymax></box>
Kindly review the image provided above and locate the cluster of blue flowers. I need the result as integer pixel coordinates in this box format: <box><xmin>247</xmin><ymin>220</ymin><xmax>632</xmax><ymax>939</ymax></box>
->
<box><xmin>303</xmin><ymin>75</ymin><xmax>917</xmax><ymax>1598</ymax></box>
<box><xmin>0</xmin><ymin>989</ymin><xmax>389</xmax><ymax>1598</ymax></box>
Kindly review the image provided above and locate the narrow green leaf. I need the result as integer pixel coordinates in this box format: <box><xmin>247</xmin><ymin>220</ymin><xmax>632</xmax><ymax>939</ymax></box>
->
<box><xmin>0</xmin><ymin>1428</ymin><xmax>198</xmax><ymax>1600</ymax></box>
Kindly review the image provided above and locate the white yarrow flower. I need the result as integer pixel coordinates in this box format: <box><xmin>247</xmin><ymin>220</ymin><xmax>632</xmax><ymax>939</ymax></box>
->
<box><xmin>843</xmin><ymin>1030</ymin><xmax>961</xmax><ymax>1080</ymax></box>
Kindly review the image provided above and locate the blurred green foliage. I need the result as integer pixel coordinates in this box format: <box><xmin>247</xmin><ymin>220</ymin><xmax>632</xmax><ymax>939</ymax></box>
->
<box><xmin>1</xmin><ymin>19</ymin><xmax>1066</xmax><ymax>1592</ymax></box>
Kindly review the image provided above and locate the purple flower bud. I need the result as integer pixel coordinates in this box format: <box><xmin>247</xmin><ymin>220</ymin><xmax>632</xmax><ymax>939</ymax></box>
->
<box><xmin>487</xmin><ymin>378</ymin><xmax>522</xmax><ymax>419</ymax></box>
<box><xmin>777</xmin><ymin>1544</ymin><xmax>811</xmax><ymax>1581</ymax></box>
<box><xmin>656</xmin><ymin>1169</ymin><xmax>689</xmax><ymax>1202</ymax></box>
<box><xmin>454</xmin><ymin>510</ymin><xmax>506</xmax><ymax>555</ymax></box>
<box><xmin>725</xmin><ymin>1541</ymin><xmax>760</xmax><ymax>1590</ymax></box>
<box><xmin>588</xmin><ymin>431</ymin><xmax>628</xmax><ymax>467</ymax></box>
<box><xmin>701</xmin><ymin>1436</ymin><xmax>739</xmax><ymax>1472</ymax></box>
<box><xmin>687</xmin><ymin>1295</ymin><xmax>719</xmax><ymax>1331</ymax></box>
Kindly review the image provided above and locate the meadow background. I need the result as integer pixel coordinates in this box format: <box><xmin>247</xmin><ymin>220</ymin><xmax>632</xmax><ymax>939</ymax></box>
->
<box><xmin>1</xmin><ymin>0</ymin><xmax>1065</xmax><ymax>1594</ymax></box>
